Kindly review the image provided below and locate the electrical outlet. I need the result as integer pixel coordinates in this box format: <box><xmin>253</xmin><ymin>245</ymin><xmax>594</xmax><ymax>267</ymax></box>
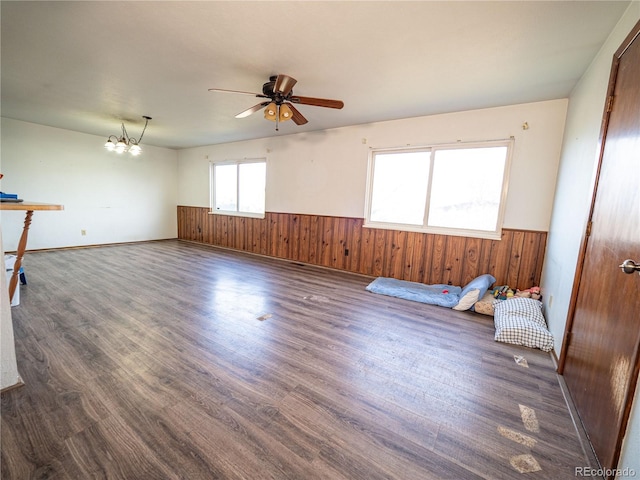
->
<box><xmin>81</xmin><ymin>229</ymin><xmax>87</xmax><ymax>236</ymax></box>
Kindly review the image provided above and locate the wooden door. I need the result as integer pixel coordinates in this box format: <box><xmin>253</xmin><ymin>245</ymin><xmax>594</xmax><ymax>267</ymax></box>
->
<box><xmin>559</xmin><ymin>21</ymin><xmax>640</xmax><ymax>474</ymax></box>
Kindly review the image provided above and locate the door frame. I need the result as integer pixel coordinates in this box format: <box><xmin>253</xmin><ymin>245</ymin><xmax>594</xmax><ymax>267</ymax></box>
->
<box><xmin>557</xmin><ymin>19</ymin><xmax>640</xmax><ymax>470</ymax></box>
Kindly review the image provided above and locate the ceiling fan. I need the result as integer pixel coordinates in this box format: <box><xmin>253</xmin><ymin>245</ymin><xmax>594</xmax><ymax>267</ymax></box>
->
<box><xmin>208</xmin><ymin>74</ymin><xmax>344</xmax><ymax>131</ymax></box>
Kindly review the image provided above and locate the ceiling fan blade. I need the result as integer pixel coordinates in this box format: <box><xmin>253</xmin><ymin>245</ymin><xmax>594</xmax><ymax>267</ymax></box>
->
<box><xmin>274</xmin><ymin>74</ymin><xmax>297</xmax><ymax>95</ymax></box>
<box><xmin>235</xmin><ymin>102</ymin><xmax>270</xmax><ymax>118</ymax></box>
<box><xmin>287</xmin><ymin>103</ymin><xmax>308</xmax><ymax>125</ymax></box>
<box><xmin>209</xmin><ymin>87</ymin><xmax>268</xmax><ymax>98</ymax></box>
<box><xmin>290</xmin><ymin>96</ymin><xmax>344</xmax><ymax>109</ymax></box>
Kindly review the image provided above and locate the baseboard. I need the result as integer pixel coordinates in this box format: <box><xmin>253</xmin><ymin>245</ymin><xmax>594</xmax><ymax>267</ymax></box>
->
<box><xmin>1</xmin><ymin>374</ymin><xmax>24</xmax><ymax>393</ymax></box>
<box><xmin>177</xmin><ymin>238</ymin><xmax>377</xmax><ymax>280</ymax></box>
<box><xmin>551</xmin><ymin>352</ymin><xmax>601</xmax><ymax>471</ymax></box>
<box><xmin>5</xmin><ymin>238</ymin><xmax>179</xmax><ymax>255</ymax></box>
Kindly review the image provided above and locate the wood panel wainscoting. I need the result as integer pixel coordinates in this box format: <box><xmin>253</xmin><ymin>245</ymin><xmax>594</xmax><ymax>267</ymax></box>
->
<box><xmin>178</xmin><ymin>206</ymin><xmax>546</xmax><ymax>290</ymax></box>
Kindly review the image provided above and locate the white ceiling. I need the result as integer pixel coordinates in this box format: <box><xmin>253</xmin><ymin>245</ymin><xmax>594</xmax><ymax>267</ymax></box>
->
<box><xmin>0</xmin><ymin>1</ymin><xmax>631</xmax><ymax>150</ymax></box>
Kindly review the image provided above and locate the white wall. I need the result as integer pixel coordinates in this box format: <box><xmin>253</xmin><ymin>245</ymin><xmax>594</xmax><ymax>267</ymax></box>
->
<box><xmin>0</xmin><ymin>118</ymin><xmax>178</xmax><ymax>251</ymax></box>
<box><xmin>178</xmin><ymin>99</ymin><xmax>568</xmax><ymax>233</ymax></box>
<box><xmin>540</xmin><ymin>4</ymin><xmax>640</xmax><ymax>475</ymax></box>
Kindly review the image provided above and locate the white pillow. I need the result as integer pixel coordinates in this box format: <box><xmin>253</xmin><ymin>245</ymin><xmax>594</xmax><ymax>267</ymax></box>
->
<box><xmin>494</xmin><ymin>298</ymin><xmax>553</xmax><ymax>352</ymax></box>
<box><xmin>452</xmin><ymin>288</ymin><xmax>480</xmax><ymax>311</ymax></box>
<box><xmin>453</xmin><ymin>274</ymin><xmax>496</xmax><ymax>311</ymax></box>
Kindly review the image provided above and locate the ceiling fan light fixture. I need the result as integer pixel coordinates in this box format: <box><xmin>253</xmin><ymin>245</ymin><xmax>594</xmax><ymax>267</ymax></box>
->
<box><xmin>264</xmin><ymin>102</ymin><xmax>277</xmax><ymax>121</ymax></box>
<box><xmin>279</xmin><ymin>103</ymin><xmax>293</xmax><ymax>122</ymax></box>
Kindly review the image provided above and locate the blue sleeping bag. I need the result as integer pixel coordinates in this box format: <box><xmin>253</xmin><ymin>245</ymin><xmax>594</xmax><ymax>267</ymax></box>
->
<box><xmin>365</xmin><ymin>277</ymin><xmax>462</xmax><ymax>308</ymax></box>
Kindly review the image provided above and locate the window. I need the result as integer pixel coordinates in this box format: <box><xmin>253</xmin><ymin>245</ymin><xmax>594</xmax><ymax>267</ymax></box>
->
<box><xmin>210</xmin><ymin>159</ymin><xmax>266</xmax><ymax>218</ymax></box>
<box><xmin>365</xmin><ymin>140</ymin><xmax>512</xmax><ymax>239</ymax></box>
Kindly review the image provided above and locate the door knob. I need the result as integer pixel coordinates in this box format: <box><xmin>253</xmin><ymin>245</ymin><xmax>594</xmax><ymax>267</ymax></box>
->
<box><xmin>619</xmin><ymin>259</ymin><xmax>640</xmax><ymax>275</ymax></box>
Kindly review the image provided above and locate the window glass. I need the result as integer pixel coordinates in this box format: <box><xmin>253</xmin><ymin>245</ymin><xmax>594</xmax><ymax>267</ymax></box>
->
<box><xmin>428</xmin><ymin>147</ymin><xmax>507</xmax><ymax>231</ymax></box>
<box><xmin>211</xmin><ymin>159</ymin><xmax>266</xmax><ymax>217</ymax></box>
<box><xmin>370</xmin><ymin>151</ymin><xmax>430</xmax><ymax>225</ymax></box>
<box><xmin>214</xmin><ymin>164</ymin><xmax>237</xmax><ymax>212</ymax></box>
<box><xmin>365</xmin><ymin>141</ymin><xmax>511</xmax><ymax>239</ymax></box>
<box><xmin>238</xmin><ymin>162</ymin><xmax>266</xmax><ymax>214</ymax></box>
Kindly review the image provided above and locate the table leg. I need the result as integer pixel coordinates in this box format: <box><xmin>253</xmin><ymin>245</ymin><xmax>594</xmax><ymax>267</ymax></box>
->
<box><xmin>8</xmin><ymin>210</ymin><xmax>33</xmax><ymax>303</ymax></box>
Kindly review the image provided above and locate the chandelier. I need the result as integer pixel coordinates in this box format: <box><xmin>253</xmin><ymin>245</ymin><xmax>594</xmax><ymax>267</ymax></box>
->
<box><xmin>104</xmin><ymin>115</ymin><xmax>152</xmax><ymax>156</ymax></box>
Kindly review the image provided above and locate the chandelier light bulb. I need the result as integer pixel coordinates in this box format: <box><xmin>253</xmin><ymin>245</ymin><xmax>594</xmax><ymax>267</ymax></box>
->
<box><xmin>115</xmin><ymin>138</ymin><xmax>127</xmax><ymax>154</ymax></box>
<box><xmin>129</xmin><ymin>144</ymin><xmax>142</xmax><ymax>156</ymax></box>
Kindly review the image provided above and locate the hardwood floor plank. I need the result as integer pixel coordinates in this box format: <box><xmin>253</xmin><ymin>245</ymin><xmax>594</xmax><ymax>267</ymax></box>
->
<box><xmin>1</xmin><ymin>240</ymin><xmax>594</xmax><ymax>479</ymax></box>
<box><xmin>64</xmin><ymin>413</ymin><xmax>179</xmax><ymax>479</ymax></box>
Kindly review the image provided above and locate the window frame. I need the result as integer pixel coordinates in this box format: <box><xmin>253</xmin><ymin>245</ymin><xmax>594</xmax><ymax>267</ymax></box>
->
<box><xmin>364</xmin><ymin>139</ymin><xmax>513</xmax><ymax>240</ymax></box>
<box><xmin>209</xmin><ymin>158</ymin><xmax>266</xmax><ymax>219</ymax></box>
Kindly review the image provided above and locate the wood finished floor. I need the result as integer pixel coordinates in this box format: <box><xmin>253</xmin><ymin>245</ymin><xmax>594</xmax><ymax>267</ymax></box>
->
<box><xmin>1</xmin><ymin>240</ymin><xmax>593</xmax><ymax>479</ymax></box>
